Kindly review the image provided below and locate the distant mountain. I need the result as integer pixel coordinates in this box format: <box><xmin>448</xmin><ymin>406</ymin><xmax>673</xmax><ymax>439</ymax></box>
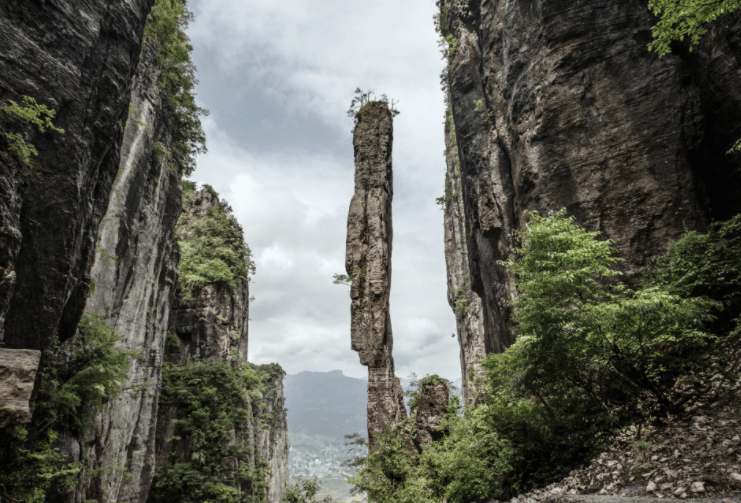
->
<box><xmin>283</xmin><ymin>370</ymin><xmax>462</xmax><ymax>439</ymax></box>
<box><xmin>284</xmin><ymin>370</ymin><xmax>367</xmax><ymax>439</ymax></box>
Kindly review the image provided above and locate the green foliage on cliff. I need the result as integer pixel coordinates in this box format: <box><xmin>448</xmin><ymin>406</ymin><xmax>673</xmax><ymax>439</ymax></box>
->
<box><xmin>648</xmin><ymin>0</ymin><xmax>741</xmax><ymax>57</ymax></box>
<box><xmin>0</xmin><ymin>95</ymin><xmax>64</xmax><ymax>166</ymax></box>
<box><xmin>281</xmin><ymin>477</ymin><xmax>335</xmax><ymax>503</ymax></box>
<box><xmin>144</xmin><ymin>0</ymin><xmax>207</xmax><ymax>176</ymax></box>
<box><xmin>150</xmin><ymin>360</ymin><xmax>285</xmax><ymax>503</ymax></box>
<box><xmin>347</xmin><ymin>211</ymin><xmax>741</xmax><ymax>503</ymax></box>
<box><xmin>0</xmin><ymin>313</ymin><xmax>140</xmax><ymax>502</ymax></box>
<box><xmin>176</xmin><ymin>182</ymin><xmax>255</xmax><ymax>298</ymax></box>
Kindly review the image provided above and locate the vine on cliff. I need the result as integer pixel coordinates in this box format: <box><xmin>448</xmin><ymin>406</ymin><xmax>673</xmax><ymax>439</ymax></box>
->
<box><xmin>144</xmin><ymin>0</ymin><xmax>208</xmax><ymax>176</ymax></box>
<box><xmin>150</xmin><ymin>360</ymin><xmax>286</xmax><ymax>503</ymax></box>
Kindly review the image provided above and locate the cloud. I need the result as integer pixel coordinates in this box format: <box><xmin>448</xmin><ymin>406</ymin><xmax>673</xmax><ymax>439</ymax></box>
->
<box><xmin>186</xmin><ymin>0</ymin><xmax>461</xmax><ymax>380</ymax></box>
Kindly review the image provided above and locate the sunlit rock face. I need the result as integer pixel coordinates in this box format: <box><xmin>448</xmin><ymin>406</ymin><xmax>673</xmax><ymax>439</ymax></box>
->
<box><xmin>345</xmin><ymin>101</ymin><xmax>407</xmax><ymax>451</ymax></box>
<box><xmin>441</xmin><ymin>0</ymin><xmax>741</xmax><ymax>356</ymax></box>
<box><xmin>152</xmin><ymin>186</ymin><xmax>289</xmax><ymax>503</ymax></box>
<box><xmin>67</xmin><ymin>41</ymin><xmax>182</xmax><ymax>503</ymax></box>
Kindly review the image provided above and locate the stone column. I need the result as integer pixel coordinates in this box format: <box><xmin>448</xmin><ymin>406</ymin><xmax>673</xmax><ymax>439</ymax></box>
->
<box><xmin>345</xmin><ymin>101</ymin><xmax>406</xmax><ymax>451</ymax></box>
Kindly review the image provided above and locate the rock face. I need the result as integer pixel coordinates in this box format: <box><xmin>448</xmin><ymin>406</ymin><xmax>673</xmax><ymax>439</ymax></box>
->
<box><xmin>0</xmin><ymin>348</ymin><xmax>41</xmax><ymax>427</ymax></box>
<box><xmin>151</xmin><ymin>187</ymin><xmax>288</xmax><ymax>503</ymax></box>
<box><xmin>345</xmin><ymin>101</ymin><xmax>407</xmax><ymax>450</ymax></box>
<box><xmin>442</xmin><ymin>107</ymin><xmax>487</xmax><ymax>404</ymax></box>
<box><xmin>0</xmin><ymin>0</ymin><xmax>154</xmax><ymax>359</ymax></box>
<box><xmin>440</xmin><ymin>0</ymin><xmax>741</xmax><ymax>356</ymax></box>
<box><xmin>413</xmin><ymin>381</ymin><xmax>449</xmax><ymax>448</ymax></box>
<box><xmin>65</xmin><ymin>41</ymin><xmax>183</xmax><ymax>503</ymax></box>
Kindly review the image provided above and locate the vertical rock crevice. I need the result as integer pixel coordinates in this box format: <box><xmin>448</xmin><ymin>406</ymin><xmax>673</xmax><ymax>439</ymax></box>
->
<box><xmin>345</xmin><ymin>101</ymin><xmax>406</xmax><ymax>450</ymax></box>
<box><xmin>69</xmin><ymin>39</ymin><xmax>183</xmax><ymax>503</ymax></box>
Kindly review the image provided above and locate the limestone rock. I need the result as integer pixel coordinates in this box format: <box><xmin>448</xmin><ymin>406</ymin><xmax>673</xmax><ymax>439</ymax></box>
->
<box><xmin>152</xmin><ymin>186</ymin><xmax>288</xmax><ymax>503</ymax></box>
<box><xmin>0</xmin><ymin>0</ymin><xmax>154</xmax><ymax>353</ymax></box>
<box><xmin>441</xmin><ymin>0</ymin><xmax>741</xmax><ymax>355</ymax></box>
<box><xmin>345</xmin><ymin>101</ymin><xmax>406</xmax><ymax>450</ymax></box>
<box><xmin>0</xmin><ymin>349</ymin><xmax>41</xmax><ymax>427</ymax></box>
<box><xmin>442</xmin><ymin>107</ymin><xmax>487</xmax><ymax>404</ymax></box>
<box><xmin>59</xmin><ymin>40</ymin><xmax>183</xmax><ymax>503</ymax></box>
<box><xmin>414</xmin><ymin>381</ymin><xmax>450</xmax><ymax>447</ymax></box>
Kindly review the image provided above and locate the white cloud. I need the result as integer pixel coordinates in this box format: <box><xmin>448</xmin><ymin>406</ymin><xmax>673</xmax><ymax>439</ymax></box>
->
<box><xmin>186</xmin><ymin>0</ymin><xmax>461</xmax><ymax>380</ymax></box>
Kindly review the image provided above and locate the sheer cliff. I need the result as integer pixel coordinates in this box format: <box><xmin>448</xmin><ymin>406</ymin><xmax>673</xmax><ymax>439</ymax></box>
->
<box><xmin>149</xmin><ymin>186</ymin><xmax>289</xmax><ymax>503</ymax></box>
<box><xmin>439</xmin><ymin>0</ymin><xmax>741</xmax><ymax>366</ymax></box>
<box><xmin>66</xmin><ymin>40</ymin><xmax>182</xmax><ymax>503</ymax></box>
<box><xmin>0</xmin><ymin>0</ymin><xmax>154</xmax><ymax>413</ymax></box>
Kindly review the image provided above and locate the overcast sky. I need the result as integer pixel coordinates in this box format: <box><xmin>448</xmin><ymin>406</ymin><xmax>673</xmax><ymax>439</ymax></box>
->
<box><xmin>186</xmin><ymin>0</ymin><xmax>461</xmax><ymax>380</ymax></box>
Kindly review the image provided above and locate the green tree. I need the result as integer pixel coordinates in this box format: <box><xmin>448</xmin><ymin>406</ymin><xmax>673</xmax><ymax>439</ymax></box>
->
<box><xmin>144</xmin><ymin>0</ymin><xmax>208</xmax><ymax>175</ymax></box>
<box><xmin>0</xmin><ymin>96</ymin><xmax>64</xmax><ymax>166</ymax></box>
<box><xmin>648</xmin><ymin>0</ymin><xmax>741</xmax><ymax>57</ymax></box>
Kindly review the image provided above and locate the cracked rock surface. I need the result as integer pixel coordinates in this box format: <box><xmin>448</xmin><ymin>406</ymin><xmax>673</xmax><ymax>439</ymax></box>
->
<box><xmin>345</xmin><ymin>101</ymin><xmax>407</xmax><ymax>450</ymax></box>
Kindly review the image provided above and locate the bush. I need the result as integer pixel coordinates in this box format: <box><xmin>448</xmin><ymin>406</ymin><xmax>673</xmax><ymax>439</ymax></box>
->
<box><xmin>0</xmin><ymin>313</ymin><xmax>140</xmax><ymax>502</ymax></box>
<box><xmin>346</xmin><ymin>210</ymin><xmax>741</xmax><ymax>503</ymax></box>
<box><xmin>176</xmin><ymin>182</ymin><xmax>255</xmax><ymax>297</ymax></box>
<box><xmin>150</xmin><ymin>360</ymin><xmax>284</xmax><ymax>503</ymax></box>
<box><xmin>282</xmin><ymin>477</ymin><xmax>335</xmax><ymax>503</ymax></box>
<box><xmin>144</xmin><ymin>0</ymin><xmax>207</xmax><ymax>176</ymax></box>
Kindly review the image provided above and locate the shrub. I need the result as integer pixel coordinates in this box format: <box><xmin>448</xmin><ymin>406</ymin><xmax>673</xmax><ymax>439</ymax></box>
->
<box><xmin>144</xmin><ymin>0</ymin><xmax>208</xmax><ymax>176</ymax></box>
<box><xmin>0</xmin><ymin>313</ymin><xmax>139</xmax><ymax>502</ymax></box>
<box><xmin>346</xmin><ymin>210</ymin><xmax>741</xmax><ymax>503</ymax></box>
<box><xmin>150</xmin><ymin>360</ymin><xmax>283</xmax><ymax>503</ymax></box>
<box><xmin>0</xmin><ymin>95</ymin><xmax>64</xmax><ymax>166</ymax></box>
<box><xmin>176</xmin><ymin>182</ymin><xmax>255</xmax><ymax>298</ymax></box>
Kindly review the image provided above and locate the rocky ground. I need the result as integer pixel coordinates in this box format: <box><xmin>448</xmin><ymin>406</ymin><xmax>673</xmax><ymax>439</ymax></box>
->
<box><xmin>507</xmin><ymin>379</ymin><xmax>741</xmax><ymax>503</ymax></box>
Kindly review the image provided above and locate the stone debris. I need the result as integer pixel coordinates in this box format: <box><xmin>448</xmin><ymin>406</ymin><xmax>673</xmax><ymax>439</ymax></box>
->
<box><xmin>495</xmin><ymin>381</ymin><xmax>741</xmax><ymax>503</ymax></box>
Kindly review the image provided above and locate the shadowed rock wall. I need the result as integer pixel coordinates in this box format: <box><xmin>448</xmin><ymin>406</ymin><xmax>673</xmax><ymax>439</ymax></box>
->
<box><xmin>345</xmin><ymin>101</ymin><xmax>407</xmax><ymax>450</ymax></box>
<box><xmin>440</xmin><ymin>0</ymin><xmax>741</xmax><ymax>357</ymax></box>
<box><xmin>442</xmin><ymin>106</ymin><xmax>487</xmax><ymax>404</ymax></box>
<box><xmin>0</xmin><ymin>0</ymin><xmax>154</xmax><ymax>357</ymax></box>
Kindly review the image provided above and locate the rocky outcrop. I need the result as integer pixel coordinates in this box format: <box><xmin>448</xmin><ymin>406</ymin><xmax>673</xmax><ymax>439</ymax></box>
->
<box><xmin>442</xmin><ymin>106</ymin><xmax>487</xmax><ymax>404</ymax></box>
<box><xmin>0</xmin><ymin>0</ymin><xmax>154</xmax><ymax>360</ymax></box>
<box><xmin>0</xmin><ymin>348</ymin><xmax>40</xmax><ymax>427</ymax></box>
<box><xmin>63</xmin><ymin>40</ymin><xmax>182</xmax><ymax>503</ymax></box>
<box><xmin>440</xmin><ymin>0</ymin><xmax>741</xmax><ymax>356</ymax></box>
<box><xmin>413</xmin><ymin>381</ymin><xmax>449</xmax><ymax>448</ymax></box>
<box><xmin>151</xmin><ymin>186</ymin><xmax>288</xmax><ymax>503</ymax></box>
<box><xmin>345</xmin><ymin>101</ymin><xmax>407</xmax><ymax>450</ymax></box>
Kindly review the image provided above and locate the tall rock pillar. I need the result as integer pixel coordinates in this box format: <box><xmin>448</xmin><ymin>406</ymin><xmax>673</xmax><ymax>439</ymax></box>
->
<box><xmin>345</xmin><ymin>101</ymin><xmax>406</xmax><ymax>450</ymax></box>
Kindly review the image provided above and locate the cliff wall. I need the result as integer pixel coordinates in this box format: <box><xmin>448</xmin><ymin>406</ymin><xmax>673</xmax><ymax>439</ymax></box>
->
<box><xmin>441</xmin><ymin>107</ymin><xmax>487</xmax><ymax>404</ymax></box>
<box><xmin>66</xmin><ymin>41</ymin><xmax>182</xmax><ymax>503</ymax></box>
<box><xmin>0</xmin><ymin>0</ymin><xmax>154</xmax><ymax>358</ymax></box>
<box><xmin>149</xmin><ymin>186</ymin><xmax>288</xmax><ymax>503</ymax></box>
<box><xmin>345</xmin><ymin>101</ymin><xmax>407</xmax><ymax>450</ymax></box>
<box><xmin>440</xmin><ymin>0</ymin><xmax>741</xmax><ymax>359</ymax></box>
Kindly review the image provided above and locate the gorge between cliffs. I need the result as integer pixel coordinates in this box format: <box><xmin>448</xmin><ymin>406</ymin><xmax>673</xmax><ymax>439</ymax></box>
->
<box><xmin>1</xmin><ymin>1</ymin><xmax>741</xmax><ymax>503</ymax></box>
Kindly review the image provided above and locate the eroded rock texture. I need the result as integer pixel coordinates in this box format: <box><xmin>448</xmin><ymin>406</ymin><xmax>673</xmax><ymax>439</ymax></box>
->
<box><xmin>0</xmin><ymin>0</ymin><xmax>154</xmax><ymax>359</ymax></box>
<box><xmin>63</xmin><ymin>42</ymin><xmax>182</xmax><ymax>503</ymax></box>
<box><xmin>0</xmin><ymin>348</ymin><xmax>40</xmax><ymax>427</ymax></box>
<box><xmin>345</xmin><ymin>101</ymin><xmax>406</xmax><ymax>450</ymax></box>
<box><xmin>152</xmin><ymin>187</ymin><xmax>288</xmax><ymax>503</ymax></box>
<box><xmin>441</xmin><ymin>0</ymin><xmax>741</xmax><ymax>355</ymax></box>
<box><xmin>442</xmin><ymin>108</ymin><xmax>487</xmax><ymax>404</ymax></box>
<box><xmin>413</xmin><ymin>381</ymin><xmax>449</xmax><ymax>448</ymax></box>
